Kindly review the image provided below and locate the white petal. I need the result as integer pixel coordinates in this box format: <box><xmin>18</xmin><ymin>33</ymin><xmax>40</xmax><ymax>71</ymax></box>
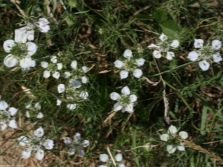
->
<box><xmin>99</xmin><ymin>154</ymin><xmax>109</xmax><ymax>162</ymax></box>
<box><xmin>77</xmin><ymin>149</ymin><xmax>85</xmax><ymax>157</ymax></box>
<box><xmin>79</xmin><ymin>91</ymin><xmax>89</xmax><ymax>99</ymax></box>
<box><xmin>82</xmin><ymin>66</ymin><xmax>88</xmax><ymax>73</ymax></box>
<box><xmin>20</xmin><ymin>57</ymin><xmax>33</xmax><ymax>68</ymax></box>
<box><xmin>123</xmin><ymin>103</ymin><xmax>134</xmax><ymax>113</ymax></box>
<box><xmin>118</xmin><ymin>164</ymin><xmax>126</xmax><ymax>167</ymax></box>
<box><xmin>43</xmin><ymin>139</ymin><xmax>54</xmax><ymax>150</ymax></box>
<box><xmin>22</xmin><ymin>149</ymin><xmax>31</xmax><ymax>159</ymax></box>
<box><xmin>56</xmin><ymin>99</ymin><xmax>62</xmax><ymax>106</ymax></box>
<box><xmin>153</xmin><ymin>50</ymin><xmax>162</xmax><ymax>59</ymax></box>
<box><xmin>31</xmin><ymin>60</ymin><xmax>36</xmax><ymax>67</ymax></box>
<box><xmin>194</xmin><ymin>39</ymin><xmax>204</xmax><ymax>48</ymax></box>
<box><xmin>0</xmin><ymin>101</ymin><xmax>8</xmax><ymax>110</ymax></box>
<box><xmin>38</xmin><ymin>18</ymin><xmax>49</xmax><ymax>25</ymax></box>
<box><xmin>17</xmin><ymin>136</ymin><xmax>28</xmax><ymax>146</ymax></box>
<box><xmin>4</xmin><ymin>54</ymin><xmax>18</xmax><ymax>67</ymax></box>
<box><xmin>68</xmin><ymin>148</ymin><xmax>75</xmax><ymax>155</ymax></box>
<box><xmin>27</xmin><ymin>30</ymin><xmax>34</xmax><ymax>41</ymax></box>
<box><xmin>58</xmin><ymin>84</ymin><xmax>65</xmax><ymax>93</ymax></box>
<box><xmin>26</xmin><ymin>42</ymin><xmax>37</xmax><ymax>56</ymax></box>
<box><xmin>114</xmin><ymin>102</ymin><xmax>123</xmax><ymax>111</ymax></box>
<box><xmin>52</xmin><ymin>71</ymin><xmax>60</xmax><ymax>79</ymax></box>
<box><xmin>99</xmin><ymin>165</ymin><xmax>107</xmax><ymax>167</ymax></box>
<box><xmin>114</xmin><ymin>60</ymin><xmax>123</xmax><ymax>68</ymax></box>
<box><xmin>159</xmin><ymin>33</ymin><xmax>168</xmax><ymax>41</ymax></box>
<box><xmin>179</xmin><ymin>131</ymin><xmax>188</xmax><ymax>139</ymax></box>
<box><xmin>64</xmin><ymin>72</ymin><xmax>71</xmax><ymax>78</ymax></box>
<box><xmin>81</xmin><ymin>76</ymin><xmax>88</xmax><ymax>83</ymax></box>
<box><xmin>166</xmin><ymin>52</ymin><xmax>175</xmax><ymax>60</ymax></box>
<box><xmin>110</xmin><ymin>92</ymin><xmax>121</xmax><ymax>100</ymax></box>
<box><xmin>148</xmin><ymin>43</ymin><xmax>159</xmax><ymax>49</ymax></box>
<box><xmin>43</xmin><ymin>70</ymin><xmax>50</xmax><ymax>78</ymax></box>
<box><xmin>82</xmin><ymin>140</ymin><xmax>90</xmax><ymax>147</ymax></box>
<box><xmin>120</xmin><ymin>70</ymin><xmax>129</xmax><ymax>79</ymax></box>
<box><xmin>167</xmin><ymin>145</ymin><xmax>176</xmax><ymax>153</ymax></box>
<box><xmin>64</xmin><ymin>137</ymin><xmax>72</xmax><ymax>145</ymax></box>
<box><xmin>160</xmin><ymin>134</ymin><xmax>169</xmax><ymax>142</ymax></box>
<box><xmin>168</xmin><ymin>125</ymin><xmax>178</xmax><ymax>135</ymax></box>
<box><xmin>57</xmin><ymin>63</ymin><xmax>63</xmax><ymax>70</ymax></box>
<box><xmin>129</xmin><ymin>95</ymin><xmax>137</xmax><ymax>103</ymax></box>
<box><xmin>170</xmin><ymin>40</ymin><xmax>180</xmax><ymax>48</ymax></box>
<box><xmin>121</xmin><ymin>86</ymin><xmax>130</xmax><ymax>95</ymax></box>
<box><xmin>9</xmin><ymin>120</ymin><xmax>17</xmax><ymax>128</ymax></box>
<box><xmin>50</xmin><ymin>56</ymin><xmax>57</xmax><ymax>63</ymax></box>
<box><xmin>15</xmin><ymin>28</ymin><xmax>27</xmax><ymax>43</ymax></box>
<box><xmin>41</xmin><ymin>61</ymin><xmax>48</xmax><ymax>68</ymax></box>
<box><xmin>8</xmin><ymin>107</ymin><xmax>18</xmax><ymax>116</ymax></box>
<box><xmin>135</xmin><ymin>58</ymin><xmax>145</xmax><ymax>67</ymax></box>
<box><xmin>71</xmin><ymin>60</ymin><xmax>77</xmax><ymax>69</ymax></box>
<box><xmin>123</xmin><ymin>49</ymin><xmax>133</xmax><ymax>58</ymax></box>
<box><xmin>26</xmin><ymin>111</ymin><xmax>30</xmax><ymax>118</ymax></box>
<box><xmin>67</xmin><ymin>104</ymin><xmax>76</xmax><ymax>110</ymax></box>
<box><xmin>34</xmin><ymin>102</ymin><xmax>41</xmax><ymax>110</ymax></box>
<box><xmin>115</xmin><ymin>153</ymin><xmax>123</xmax><ymax>162</ymax></box>
<box><xmin>69</xmin><ymin>79</ymin><xmax>81</xmax><ymax>88</ymax></box>
<box><xmin>34</xmin><ymin>127</ymin><xmax>44</xmax><ymax>137</ymax></box>
<box><xmin>35</xmin><ymin>149</ymin><xmax>44</xmax><ymax>160</ymax></box>
<box><xmin>39</xmin><ymin>25</ymin><xmax>50</xmax><ymax>33</ymax></box>
<box><xmin>3</xmin><ymin>40</ymin><xmax>15</xmax><ymax>52</ymax></box>
<box><xmin>198</xmin><ymin>60</ymin><xmax>210</xmax><ymax>71</ymax></box>
<box><xmin>177</xmin><ymin>143</ymin><xmax>185</xmax><ymax>151</ymax></box>
<box><xmin>74</xmin><ymin>133</ymin><xmax>81</xmax><ymax>141</ymax></box>
<box><xmin>187</xmin><ymin>51</ymin><xmax>199</xmax><ymax>61</ymax></box>
<box><xmin>37</xmin><ymin>112</ymin><xmax>44</xmax><ymax>119</ymax></box>
<box><xmin>212</xmin><ymin>52</ymin><xmax>222</xmax><ymax>63</ymax></box>
<box><xmin>212</xmin><ymin>40</ymin><xmax>222</xmax><ymax>50</ymax></box>
<box><xmin>1</xmin><ymin>123</ymin><xmax>7</xmax><ymax>131</ymax></box>
<box><xmin>133</xmin><ymin>69</ymin><xmax>143</xmax><ymax>78</ymax></box>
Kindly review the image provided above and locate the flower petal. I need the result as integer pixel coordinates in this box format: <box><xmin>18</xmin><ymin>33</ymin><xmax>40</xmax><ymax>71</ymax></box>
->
<box><xmin>8</xmin><ymin>107</ymin><xmax>18</xmax><ymax>116</ymax></box>
<box><xmin>129</xmin><ymin>95</ymin><xmax>137</xmax><ymax>103</ymax></box>
<box><xmin>34</xmin><ymin>127</ymin><xmax>44</xmax><ymax>137</ymax></box>
<box><xmin>81</xmin><ymin>76</ymin><xmax>88</xmax><ymax>83</ymax></box>
<box><xmin>51</xmin><ymin>56</ymin><xmax>57</xmax><ymax>63</ymax></box>
<box><xmin>68</xmin><ymin>148</ymin><xmax>75</xmax><ymax>155</ymax></box>
<box><xmin>212</xmin><ymin>52</ymin><xmax>222</xmax><ymax>63</ymax></box>
<box><xmin>120</xmin><ymin>70</ymin><xmax>129</xmax><ymax>79</ymax></box>
<box><xmin>64</xmin><ymin>72</ymin><xmax>71</xmax><ymax>78</ymax></box>
<box><xmin>110</xmin><ymin>92</ymin><xmax>121</xmax><ymax>101</ymax></box>
<box><xmin>187</xmin><ymin>51</ymin><xmax>199</xmax><ymax>61</ymax></box>
<box><xmin>20</xmin><ymin>57</ymin><xmax>33</xmax><ymax>68</ymax></box>
<box><xmin>26</xmin><ymin>42</ymin><xmax>37</xmax><ymax>56</ymax></box>
<box><xmin>100</xmin><ymin>154</ymin><xmax>109</xmax><ymax>162</ymax></box>
<box><xmin>212</xmin><ymin>40</ymin><xmax>222</xmax><ymax>50</ymax></box>
<box><xmin>37</xmin><ymin>112</ymin><xmax>44</xmax><ymax>119</ymax></box>
<box><xmin>43</xmin><ymin>139</ymin><xmax>54</xmax><ymax>150</ymax></box>
<box><xmin>17</xmin><ymin>136</ymin><xmax>28</xmax><ymax>146</ymax></box>
<box><xmin>121</xmin><ymin>86</ymin><xmax>130</xmax><ymax>95</ymax></box>
<box><xmin>114</xmin><ymin>102</ymin><xmax>123</xmax><ymax>111</ymax></box>
<box><xmin>160</xmin><ymin>134</ymin><xmax>169</xmax><ymax>142</ymax></box>
<box><xmin>15</xmin><ymin>28</ymin><xmax>27</xmax><ymax>43</ymax></box>
<box><xmin>82</xmin><ymin>140</ymin><xmax>90</xmax><ymax>147</ymax></box>
<box><xmin>67</xmin><ymin>103</ymin><xmax>76</xmax><ymax>110</ymax></box>
<box><xmin>115</xmin><ymin>153</ymin><xmax>123</xmax><ymax>162</ymax></box>
<box><xmin>177</xmin><ymin>143</ymin><xmax>185</xmax><ymax>151</ymax></box>
<box><xmin>168</xmin><ymin>125</ymin><xmax>177</xmax><ymax>135</ymax></box>
<box><xmin>198</xmin><ymin>60</ymin><xmax>210</xmax><ymax>71</ymax></box>
<box><xmin>58</xmin><ymin>84</ymin><xmax>65</xmax><ymax>93</ymax></box>
<box><xmin>64</xmin><ymin>137</ymin><xmax>72</xmax><ymax>145</ymax></box>
<box><xmin>194</xmin><ymin>39</ymin><xmax>204</xmax><ymax>48</ymax></box>
<box><xmin>82</xmin><ymin>66</ymin><xmax>88</xmax><ymax>73</ymax></box>
<box><xmin>153</xmin><ymin>50</ymin><xmax>162</xmax><ymax>59</ymax></box>
<box><xmin>3</xmin><ymin>40</ymin><xmax>15</xmax><ymax>53</ymax></box>
<box><xmin>4</xmin><ymin>54</ymin><xmax>18</xmax><ymax>67</ymax></box>
<box><xmin>123</xmin><ymin>103</ymin><xmax>134</xmax><ymax>113</ymax></box>
<box><xmin>159</xmin><ymin>33</ymin><xmax>168</xmax><ymax>41</ymax></box>
<box><xmin>148</xmin><ymin>43</ymin><xmax>159</xmax><ymax>49</ymax></box>
<box><xmin>170</xmin><ymin>40</ymin><xmax>180</xmax><ymax>48</ymax></box>
<box><xmin>41</xmin><ymin>61</ymin><xmax>48</xmax><ymax>68</ymax></box>
<box><xmin>179</xmin><ymin>131</ymin><xmax>188</xmax><ymax>139</ymax></box>
<box><xmin>9</xmin><ymin>120</ymin><xmax>17</xmax><ymax>128</ymax></box>
<box><xmin>135</xmin><ymin>58</ymin><xmax>145</xmax><ymax>67</ymax></box>
<box><xmin>123</xmin><ymin>49</ymin><xmax>132</xmax><ymax>58</ymax></box>
<box><xmin>133</xmin><ymin>69</ymin><xmax>143</xmax><ymax>78</ymax></box>
<box><xmin>71</xmin><ymin>60</ymin><xmax>77</xmax><ymax>69</ymax></box>
<box><xmin>114</xmin><ymin>60</ymin><xmax>123</xmax><ymax>68</ymax></box>
<box><xmin>0</xmin><ymin>101</ymin><xmax>8</xmax><ymax>110</ymax></box>
<box><xmin>57</xmin><ymin>63</ymin><xmax>63</xmax><ymax>70</ymax></box>
<box><xmin>52</xmin><ymin>71</ymin><xmax>60</xmax><ymax>79</ymax></box>
<box><xmin>43</xmin><ymin>70</ymin><xmax>50</xmax><ymax>78</ymax></box>
<box><xmin>35</xmin><ymin>149</ymin><xmax>44</xmax><ymax>160</ymax></box>
<box><xmin>166</xmin><ymin>51</ymin><xmax>175</xmax><ymax>60</ymax></box>
<box><xmin>22</xmin><ymin>149</ymin><xmax>31</xmax><ymax>159</ymax></box>
<box><xmin>69</xmin><ymin>79</ymin><xmax>81</xmax><ymax>88</ymax></box>
<box><xmin>79</xmin><ymin>91</ymin><xmax>89</xmax><ymax>100</ymax></box>
<box><xmin>1</xmin><ymin>123</ymin><xmax>7</xmax><ymax>131</ymax></box>
<box><xmin>167</xmin><ymin>145</ymin><xmax>176</xmax><ymax>154</ymax></box>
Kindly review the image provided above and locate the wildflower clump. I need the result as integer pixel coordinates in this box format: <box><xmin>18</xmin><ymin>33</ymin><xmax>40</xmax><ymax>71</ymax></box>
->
<box><xmin>17</xmin><ymin>127</ymin><xmax>54</xmax><ymax>160</ymax></box>
<box><xmin>187</xmin><ymin>39</ymin><xmax>222</xmax><ymax>71</ymax></box>
<box><xmin>114</xmin><ymin>49</ymin><xmax>145</xmax><ymax>79</ymax></box>
<box><xmin>99</xmin><ymin>153</ymin><xmax>125</xmax><ymax>167</ymax></box>
<box><xmin>160</xmin><ymin>125</ymin><xmax>188</xmax><ymax>154</ymax></box>
<box><xmin>0</xmin><ymin>100</ymin><xmax>18</xmax><ymax>131</ymax></box>
<box><xmin>110</xmin><ymin>86</ymin><xmax>137</xmax><ymax>113</ymax></box>
<box><xmin>148</xmin><ymin>33</ymin><xmax>180</xmax><ymax>60</ymax></box>
<box><xmin>63</xmin><ymin>133</ymin><xmax>89</xmax><ymax>157</ymax></box>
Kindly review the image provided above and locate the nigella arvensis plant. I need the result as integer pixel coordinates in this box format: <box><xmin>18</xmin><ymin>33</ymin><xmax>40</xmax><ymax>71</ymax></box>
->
<box><xmin>148</xmin><ymin>33</ymin><xmax>180</xmax><ymax>60</ymax></box>
<box><xmin>17</xmin><ymin>127</ymin><xmax>54</xmax><ymax>160</ymax></box>
<box><xmin>3</xmin><ymin>28</ymin><xmax>37</xmax><ymax>69</ymax></box>
<box><xmin>0</xmin><ymin>99</ymin><xmax>18</xmax><ymax>131</ymax></box>
<box><xmin>64</xmin><ymin>133</ymin><xmax>89</xmax><ymax>157</ymax></box>
<box><xmin>160</xmin><ymin>125</ymin><xmax>188</xmax><ymax>154</ymax></box>
<box><xmin>110</xmin><ymin>86</ymin><xmax>137</xmax><ymax>113</ymax></box>
<box><xmin>114</xmin><ymin>49</ymin><xmax>145</xmax><ymax>79</ymax></box>
<box><xmin>187</xmin><ymin>39</ymin><xmax>222</xmax><ymax>71</ymax></box>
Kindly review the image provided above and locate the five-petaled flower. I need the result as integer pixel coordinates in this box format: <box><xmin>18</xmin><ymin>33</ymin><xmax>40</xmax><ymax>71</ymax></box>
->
<box><xmin>148</xmin><ymin>33</ymin><xmax>180</xmax><ymax>60</ymax></box>
<box><xmin>64</xmin><ymin>133</ymin><xmax>89</xmax><ymax>157</ymax></box>
<box><xmin>114</xmin><ymin>49</ymin><xmax>145</xmax><ymax>79</ymax></box>
<box><xmin>17</xmin><ymin>127</ymin><xmax>54</xmax><ymax>160</ymax></box>
<box><xmin>110</xmin><ymin>86</ymin><xmax>137</xmax><ymax>113</ymax></box>
<box><xmin>187</xmin><ymin>39</ymin><xmax>222</xmax><ymax>71</ymax></box>
<box><xmin>160</xmin><ymin>125</ymin><xmax>188</xmax><ymax>154</ymax></box>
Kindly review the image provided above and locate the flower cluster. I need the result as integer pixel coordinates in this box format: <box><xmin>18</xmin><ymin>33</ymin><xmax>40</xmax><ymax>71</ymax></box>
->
<box><xmin>99</xmin><ymin>153</ymin><xmax>125</xmax><ymax>167</ymax></box>
<box><xmin>114</xmin><ymin>49</ymin><xmax>145</xmax><ymax>79</ymax></box>
<box><xmin>110</xmin><ymin>86</ymin><xmax>137</xmax><ymax>113</ymax></box>
<box><xmin>17</xmin><ymin>127</ymin><xmax>54</xmax><ymax>160</ymax></box>
<box><xmin>148</xmin><ymin>33</ymin><xmax>180</xmax><ymax>60</ymax></box>
<box><xmin>0</xmin><ymin>100</ymin><xmax>18</xmax><ymax>131</ymax></box>
<box><xmin>25</xmin><ymin>102</ymin><xmax>43</xmax><ymax>119</ymax></box>
<box><xmin>187</xmin><ymin>39</ymin><xmax>222</xmax><ymax>71</ymax></box>
<box><xmin>64</xmin><ymin>133</ymin><xmax>89</xmax><ymax>157</ymax></box>
<box><xmin>160</xmin><ymin>125</ymin><xmax>188</xmax><ymax>154</ymax></box>
<box><xmin>41</xmin><ymin>56</ymin><xmax>63</xmax><ymax>79</ymax></box>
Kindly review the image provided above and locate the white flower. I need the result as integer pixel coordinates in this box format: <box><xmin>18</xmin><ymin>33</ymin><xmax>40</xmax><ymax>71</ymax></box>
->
<box><xmin>212</xmin><ymin>40</ymin><xmax>221</xmax><ymax>50</ymax></box>
<box><xmin>34</xmin><ymin>127</ymin><xmax>44</xmax><ymax>137</ymax></box>
<box><xmin>198</xmin><ymin>60</ymin><xmax>210</xmax><ymax>71</ymax></box>
<box><xmin>187</xmin><ymin>51</ymin><xmax>199</xmax><ymax>61</ymax></box>
<box><xmin>36</xmin><ymin>18</ymin><xmax>50</xmax><ymax>33</ymax></box>
<box><xmin>120</xmin><ymin>70</ymin><xmax>129</xmax><ymax>79</ymax></box>
<box><xmin>133</xmin><ymin>69</ymin><xmax>143</xmax><ymax>78</ymax></box>
<box><xmin>58</xmin><ymin>84</ymin><xmax>65</xmax><ymax>93</ymax></box>
<box><xmin>123</xmin><ymin>49</ymin><xmax>132</xmax><ymax>58</ymax></box>
<box><xmin>194</xmin><ymin>39</ymin><xmax>204</xmax><ymax>48</ymax></box>
<box><xmin>114</xmin><ymin>60</ymin><xmax>123</xmax><ymax>68</ymax></box>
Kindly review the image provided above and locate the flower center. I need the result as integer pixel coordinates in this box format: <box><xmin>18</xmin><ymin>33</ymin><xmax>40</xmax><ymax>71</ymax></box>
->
<box><xmin>10</xmin><ymin>43</ymin><xmax>28</xmax><ymax>58</ymax></box>
<box><xmin>0</xmin><ymin>110</ymin><xmax>10</xmax><ymax>122</ymax></box>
